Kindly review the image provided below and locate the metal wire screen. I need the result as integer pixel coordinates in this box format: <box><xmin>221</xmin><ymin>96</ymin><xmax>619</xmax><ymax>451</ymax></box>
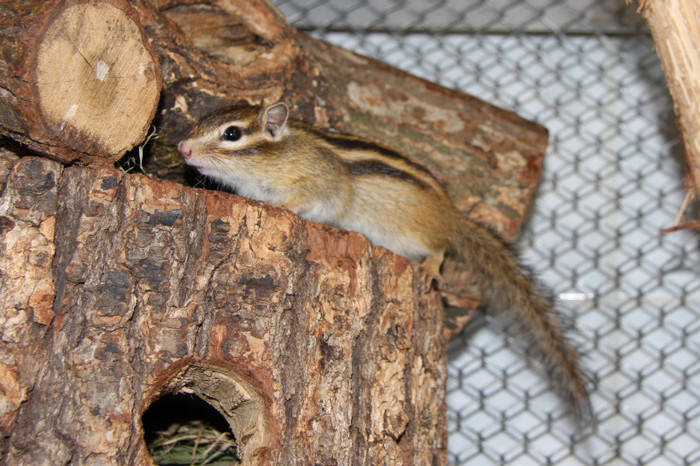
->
<box><xmin>272</xmin><ymin>1</ymin><xmax>700</xmax><ymax>463</ymax></box>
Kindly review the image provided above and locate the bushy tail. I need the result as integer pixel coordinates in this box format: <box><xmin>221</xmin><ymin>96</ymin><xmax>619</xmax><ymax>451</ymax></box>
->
<box><xmin>453</xmin><ymin>216</ymin><xmax>591</xmax><ymax>420</ymax></box>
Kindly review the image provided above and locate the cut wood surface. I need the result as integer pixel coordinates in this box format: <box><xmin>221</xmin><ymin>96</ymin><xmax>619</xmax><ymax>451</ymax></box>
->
<box><xmin>0</xmin><ymin>0</ymin><xmax>161</xmax><ymax>162</ymax></box>
<box><xmin>0</xmin><ymin>150</ymin><xmax>446</xmax><ymax>464</ymax></box>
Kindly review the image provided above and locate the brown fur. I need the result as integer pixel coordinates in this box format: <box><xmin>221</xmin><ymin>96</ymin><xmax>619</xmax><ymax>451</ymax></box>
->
<box><xmin>450</xmin><ymin>216</ymin><xmax>591</xmax><ymax>418</ymax></box>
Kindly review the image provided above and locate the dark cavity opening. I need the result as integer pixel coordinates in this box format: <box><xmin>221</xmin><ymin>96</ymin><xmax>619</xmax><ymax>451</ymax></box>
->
<box><xmin>142</xmin><ymin>392</ymin><xmax>240</xmax><ymax>465</ymax></box>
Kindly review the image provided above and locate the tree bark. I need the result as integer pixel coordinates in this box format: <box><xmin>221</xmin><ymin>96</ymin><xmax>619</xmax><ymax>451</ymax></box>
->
<box><xmin>0</xmin><ymin>0</ymin><xmax>162</xmax><ymax>163</ymax></box>
<box><xmin>0</xmin><ymin>150</ymin><xmax>446</xmax><ymax>464</ymax></box>
<box><xmin>638</xmin><ymin>0</ymin><xmax>700</xmax><ymax>225</ymax></box>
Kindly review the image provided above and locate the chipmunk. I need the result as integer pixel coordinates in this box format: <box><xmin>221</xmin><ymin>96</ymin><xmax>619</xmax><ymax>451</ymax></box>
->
<box><xmin>178</xmin><ymin>102</ymin><xmax>591</xmax><ymax>419</ymax></box>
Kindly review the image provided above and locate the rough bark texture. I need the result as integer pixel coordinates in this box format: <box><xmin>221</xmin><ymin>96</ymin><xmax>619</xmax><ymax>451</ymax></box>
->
<box><xmin>0</xmin><ymin>0</ymin><xmax>161</xmax><ymax>163</ymax></box>
<box><xmin>0</xmin><ymin>150</ymin><xmax>446</xmax><ymax>464</ymax></box>
<box><xmin>638</xmin><ymin>0</ymin><xmax>700</xmax><ymax>225</ymax></box>
<box><xmin>0</xmin><ymin>0</ymin><xmax>551</xmax><ymax>463</ymax></box>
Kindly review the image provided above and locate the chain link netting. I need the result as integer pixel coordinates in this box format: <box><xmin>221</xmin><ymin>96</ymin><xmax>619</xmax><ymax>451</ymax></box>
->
<box><xmin>271</xmin><ymin>1</ymin><xmax>700</xmax><ymax>463</ymax></box>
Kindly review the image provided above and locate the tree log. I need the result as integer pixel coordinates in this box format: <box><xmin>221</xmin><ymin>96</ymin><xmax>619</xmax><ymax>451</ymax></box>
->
<box><xmin>0</xmin><ymin>0</ymin><xmax>161</xmax><ymax>163</ymax></box>
<box><xmin>638</xmin><ymin>0</ymin><xmax>700</xmax><ymax>221</ymax></box>
<box><xmin>0</xmin><ymin>150</ymin><xmax>446</xmax><ymax>464</ymax></box>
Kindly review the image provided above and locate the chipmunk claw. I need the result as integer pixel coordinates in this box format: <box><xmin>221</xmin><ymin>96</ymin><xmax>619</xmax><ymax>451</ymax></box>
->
<box><xmin>418</xmin><ymin>252</ymin><xmax>445</xmax><ymax>293</ymax></box>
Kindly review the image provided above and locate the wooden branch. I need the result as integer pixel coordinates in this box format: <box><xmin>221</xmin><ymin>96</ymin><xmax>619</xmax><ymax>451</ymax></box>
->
<box><xmin>0</xmin><ymin>0</ymin><xmax>161</xmax><ymax>163</ymax></box>
<box><xmin>0</xmin><ymin>150</ymin><xmax>446</xmax><ymax>464</ymax></box>
<box><xmin>662</xmin><ymin>218</ymin><xmax>700</xmax><ymax>233</ymax></box>
<box><xmin>637</xmin><ymin>0</ymin><xmax>700</xmax><ymax>216</ymax></box>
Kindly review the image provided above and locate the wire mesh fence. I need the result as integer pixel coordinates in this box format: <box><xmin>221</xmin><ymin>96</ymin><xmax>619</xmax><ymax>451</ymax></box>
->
<box><xmin>272</xmin><ymin>1</ymin><xmax>700</xmax><ymax>463</ymax></box>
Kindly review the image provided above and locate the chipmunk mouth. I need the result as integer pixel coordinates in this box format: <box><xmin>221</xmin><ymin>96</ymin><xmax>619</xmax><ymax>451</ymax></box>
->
<box><xmin>180</xmin><ymin>155</ymin><xmax>212</xmax><ymax>175</ymax></box>
<box><xmin>179</xmin><ymin>151</ymin><xmax>207</xmax><ymax>171</ymax></box>
<box><xmin>178</xmin><ymin>143</ymin><xmax>212</xmax><ymax>171</ymax></box>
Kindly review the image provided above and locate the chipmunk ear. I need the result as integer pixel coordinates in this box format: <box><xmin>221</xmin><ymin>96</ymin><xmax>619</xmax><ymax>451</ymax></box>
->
<box><xmin>264</xmin><ymin>102</ymin><xmax>289</xmax><ymax>140</ymax></box>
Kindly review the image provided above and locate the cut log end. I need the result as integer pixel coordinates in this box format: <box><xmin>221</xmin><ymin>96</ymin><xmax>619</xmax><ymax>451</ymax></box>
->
<box><xmin>34</xmin><ymin>1</ymin><xmax>161</xmax><ymax>160</ymax></box>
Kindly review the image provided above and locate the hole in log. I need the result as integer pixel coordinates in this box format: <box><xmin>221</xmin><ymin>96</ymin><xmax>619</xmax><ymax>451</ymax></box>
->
<box><xmin>141</xmin><ymin>362</ymin><xmax>270</xmax><ymax>464</ymax></box>
<box><xmin>142</xmin><ymin>393</ymin><xmax>240</xmax><ymax>464</ymax></box>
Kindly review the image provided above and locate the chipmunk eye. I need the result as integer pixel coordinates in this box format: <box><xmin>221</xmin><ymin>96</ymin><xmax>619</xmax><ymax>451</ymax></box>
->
<box><xmin>221</xmin><ymin>125</ymin><xmax>242</xmax><ymax>141</ymax></box>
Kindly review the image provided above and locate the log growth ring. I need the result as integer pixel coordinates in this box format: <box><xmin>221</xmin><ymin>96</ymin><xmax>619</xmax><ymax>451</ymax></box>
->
<box><xmin>35</xmin><ymin>1</ymin><xmax>160</xmax><ymax>159</ymax></box>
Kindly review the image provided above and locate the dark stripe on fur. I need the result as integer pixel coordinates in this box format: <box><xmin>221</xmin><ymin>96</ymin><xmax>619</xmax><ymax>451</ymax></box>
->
<box><xmin>311</xmin><ymin>128</ymin><xmax>434</xmax><ymax>176</ymax></box>
<box><xmin>345</xmin><ymin>160</ymin><xmax>429</xmax><ymax>189</ymax></box>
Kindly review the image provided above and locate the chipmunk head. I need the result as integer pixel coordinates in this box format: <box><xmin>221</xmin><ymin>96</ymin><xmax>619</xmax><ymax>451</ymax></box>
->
<box><xmin>177</xmin><ymin>102</ymin><xmax>295</xmax><ymax>201</ymax></box>
<box><xmin>178</xmin><ymin>102</ymin><xmax>290</xmax><ymax>163</ymax></box>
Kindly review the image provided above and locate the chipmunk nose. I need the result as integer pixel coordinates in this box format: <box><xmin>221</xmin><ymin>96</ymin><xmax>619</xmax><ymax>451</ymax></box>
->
<box><xmin>177</xmin><ymin>141</ymin><xmax>192</xmax><ymax>159</ymax></box>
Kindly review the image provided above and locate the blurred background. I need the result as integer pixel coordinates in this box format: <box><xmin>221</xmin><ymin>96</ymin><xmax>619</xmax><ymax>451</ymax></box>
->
<box><xmin>271</xmin><ymin>1</ymin><xmax>700</xmax><ymax>463</ymax></box>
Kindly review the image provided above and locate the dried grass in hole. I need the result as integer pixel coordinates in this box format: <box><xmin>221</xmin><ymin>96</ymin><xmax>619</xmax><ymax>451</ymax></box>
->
<box><xmin>142</xmin><ymin>393</ymin><xmax>240</xmax><ymax>465</ymax></box>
